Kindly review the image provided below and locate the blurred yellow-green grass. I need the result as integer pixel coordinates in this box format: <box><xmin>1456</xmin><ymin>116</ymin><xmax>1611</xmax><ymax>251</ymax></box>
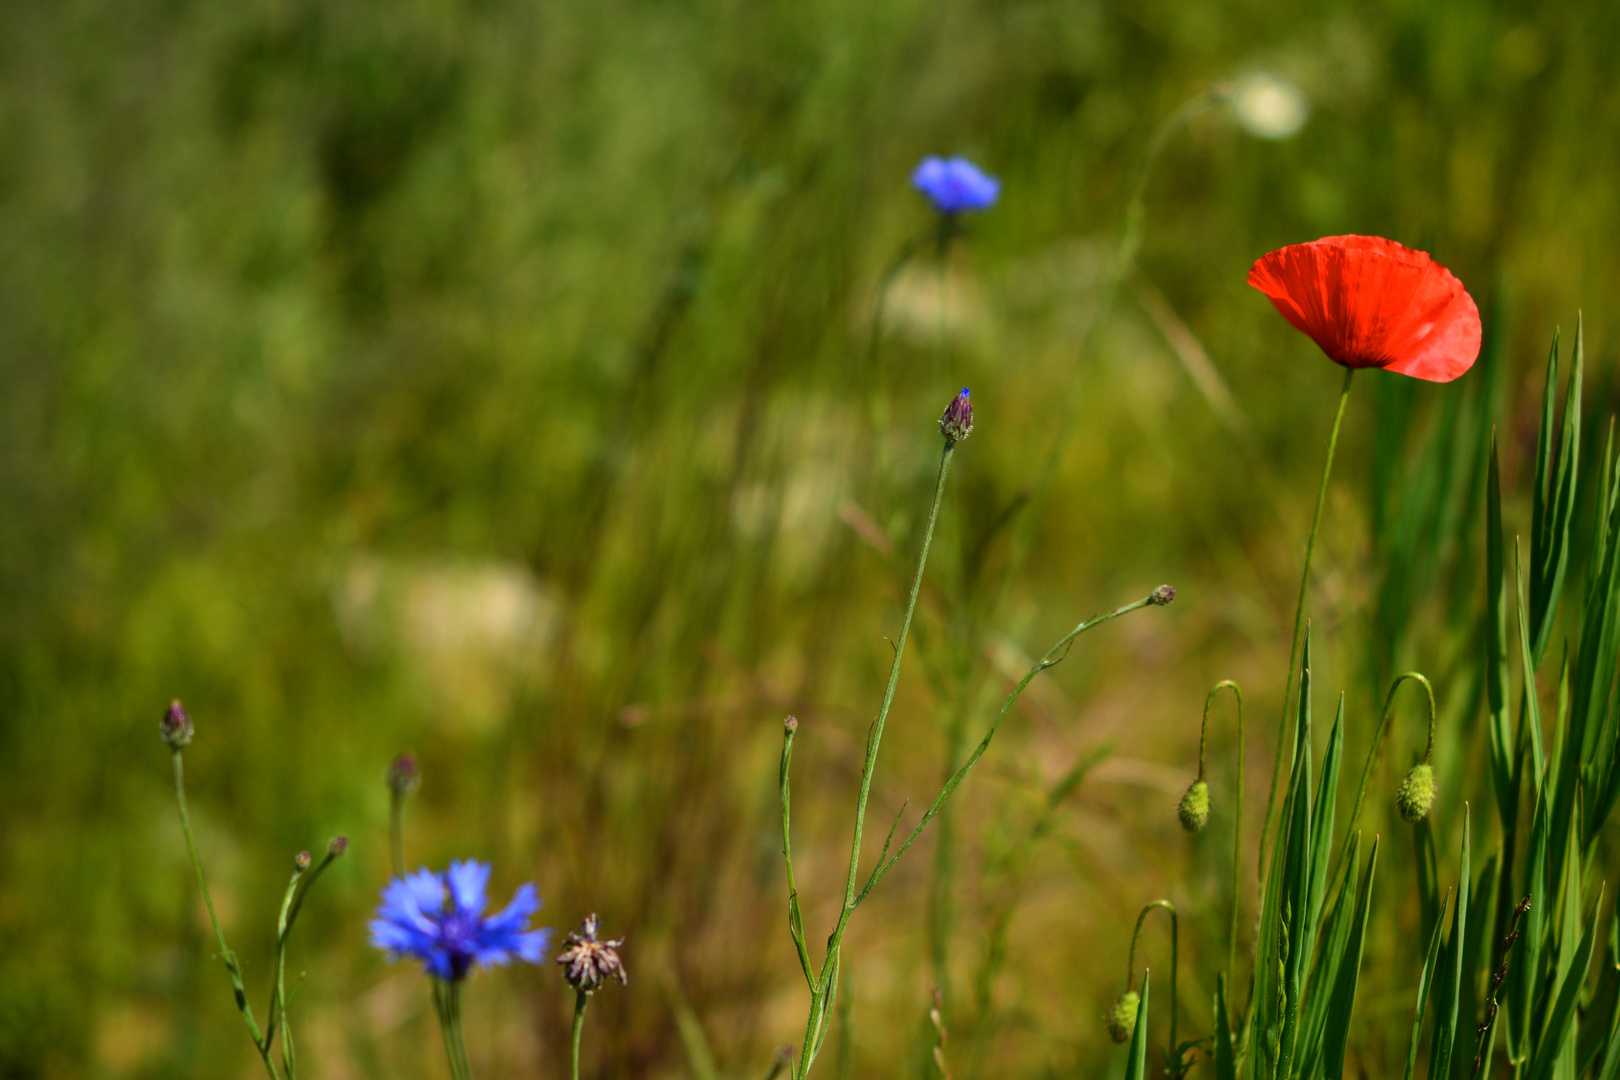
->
<box><xmin>4</xmin><ymin>0</ymin><xmax>1620</xmax><ymax>1076</ymax></box>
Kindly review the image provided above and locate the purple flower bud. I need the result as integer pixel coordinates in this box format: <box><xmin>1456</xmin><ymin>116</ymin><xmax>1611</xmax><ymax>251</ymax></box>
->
<box><xmin>295</xmin><ymin>851</ymin><xmax>313</xmax><ymax>872</ymax></box>
<box><xmin>387</xmin><ymin>753</ymin><xmax>421</xmax><ymax>798</ymax></box>
<box><xmin>161</xmin><ymin>699</ymin><xmax>194</xmax><ymax>750</ymax></box>
<box><xmin>329</xmin><ymin>836</ymin><xmax>349</xmax><ymax>857</ymax></box>
<box><xmin>939</xmin><ymin>388</ymin><xmax>974</xmax><ymax>444</ymax></box>
<box><xmin>1149</xmin><ymin>584</ymin><xmax>1176</xmax><ymax>607</ymax></box>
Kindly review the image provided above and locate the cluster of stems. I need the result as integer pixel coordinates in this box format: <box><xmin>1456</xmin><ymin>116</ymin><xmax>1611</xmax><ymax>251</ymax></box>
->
<box><xmin>168</xmin><ymin>742</ymin><xmax>342</xmax><ymax>1080</ymax></box>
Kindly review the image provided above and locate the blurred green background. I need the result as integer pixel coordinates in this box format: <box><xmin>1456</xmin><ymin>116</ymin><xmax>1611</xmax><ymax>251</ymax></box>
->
<box><xmin>4</xmin><ymin>0</ymin><xmax>1620</xmax><ymax>1076</ymax></box>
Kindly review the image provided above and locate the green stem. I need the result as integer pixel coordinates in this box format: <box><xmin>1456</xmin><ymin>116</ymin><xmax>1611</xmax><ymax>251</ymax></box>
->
<box><xmin>1258</xmin><ymin>365</ymin><xmax>1354</xmax><ymax>882</ymax></box>
<box><xmin>1333</xmin><ymin>671</ymin><xmax>1436</xmax><ymax>888</ymax></box>
<box><xmin>390</xmin><ymin>789</ymin><xmax>406</xmax><ymax>879</ymax></box>
<box><xmin>171</xmin><ymin>750</ymin><xmax>280</xmax><ymax>1080</ymax></box>
<box><xmin>794</xmin><ymin>438</ymin><xmax>956</xmax><ymax>1079</ymax></box>
<box><xmin>571</xmin><ymin>991</ymin><xmax>589</xmax><ymax>1080</ymax></box>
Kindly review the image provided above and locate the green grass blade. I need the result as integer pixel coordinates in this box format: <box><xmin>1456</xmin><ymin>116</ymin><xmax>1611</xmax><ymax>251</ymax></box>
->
<box><xmin>1400</xmin><ymin>889</ymin><xmax>1451</xmax><ymax>1080</ymax></box>
<box><xmin>1299</xmin><ymin>695</ymin><xmax>1344</xmax><ymax>982</ymax></box>
<box><xmin>1531</xmin><ymin>320</ymin><xmax>1582</xmax><ymax>665</ymax></box>
<box><xmin>1529</xmin><ymin>328</ymin><xmax>1558</xmax><ymax>635</ymax></box>
<box><xmin>1487</xmin><ymin>433</ymin><xmax>1515</xmax><ymax>832</ymax></box>
<box><xmin>1296</xmin><ymin>831</ymin><xmax>1362</xmax><ymax>1080</ymax></box>
<box><xmin>1430</xmin><ymin>810</ymin><xmax>1471</xmax><ymax>1080</ymax></box>
<box><xmin>1507</xmin><ymin>782</ymin><xmax>1550</xmax><ymax>1063</ymax></box>
<box><xmin>1124</xmin><ymin>971</ymin><xmax>1150</xmax><ymax>1080</ymax></box>
<box><xmin>1321</xmin><ymin>836</ymin><xmax>1379</xmax><ymax>1080</ymax></box>
<box><xmin>1526</xmin><ymin>885</ymin><xmax>1602</xmax><ymax>1080</ymax></box>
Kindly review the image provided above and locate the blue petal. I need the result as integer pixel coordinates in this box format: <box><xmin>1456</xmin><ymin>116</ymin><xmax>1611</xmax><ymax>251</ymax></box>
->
<box><xmin>445</xmin><ymin>860</ymin><xmax>491</xmax><ymax>916</ymax></box>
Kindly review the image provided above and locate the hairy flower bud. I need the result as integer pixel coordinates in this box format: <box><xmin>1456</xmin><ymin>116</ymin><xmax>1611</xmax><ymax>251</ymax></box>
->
<box><xmin>387</xmin><ymin>753</ymin><xmax>421</xmax><ymax>798</ymax></box>
<box><xmin>295</xmin><ymin>850</ymin><xmax>312</xmax><ymax>872</ymax></box>
<box><xmin>783</xmin><ymin>715</ymin><xmax>799</xmax><ymax>735</ymax></box>
<box><xmin>329</xmin><ymin>835</ymin><xmax>349</xmax><ymax>857</ymax></box>
<box><xmin>1178</xmin><ymin>779</ymin><xmax>1211</xmax><ymax>833</ymax></box>
<box><xmin>1106</xmin><ymin>990</ymin><xmax>1139</xmax><ymax>1044</ymax></box>
<box><xmin>1149</xmin><ymin>585</ymin><xmax>1176</xmax><ymax>607</ymax></box>
<box><xmin>161</xmin><ymin>699</ymin><xmax>194</xmax><ymax>749</ymax></box>
<box><xmin>1396</xmin><ymin>763</ymin><xmax>1436</xmax><ymax>823</ymax></box>
<box><xmin>939</xmin><ymin>388</ymin><xmax>974</xmax><ymax>444</ymax></box>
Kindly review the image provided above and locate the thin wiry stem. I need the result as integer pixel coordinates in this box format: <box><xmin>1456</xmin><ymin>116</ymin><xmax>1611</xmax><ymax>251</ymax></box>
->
<box><xmin>793</xmin><ymin>438</ymin><xmax>956</xmax><ymax>1079</ymax></box>
<box><xmin>1259</xmin><ymin>365</ymin><xmax>1355</xmax><ymax>880</ymax></box>
<box><xmin>171</xmin><ymin>750</ymin><xmax>281</xmax><ymax>1080</ymax></box>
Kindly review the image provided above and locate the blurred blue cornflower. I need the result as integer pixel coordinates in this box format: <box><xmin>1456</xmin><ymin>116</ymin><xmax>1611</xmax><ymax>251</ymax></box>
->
<box><xmin>911</xmin><ymin>155</ymin><xmax>1000</xmax><ymax>214</ymax></box>
<box><xmin>371</xmin><ymin>860</ymin><xmax>550</xmax><ymax>981</ymax></box>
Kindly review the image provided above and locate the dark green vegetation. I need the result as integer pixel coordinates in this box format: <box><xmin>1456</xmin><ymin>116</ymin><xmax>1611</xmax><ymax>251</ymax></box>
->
<box><xmin>5</xmin><ymin>0</ymin><xmax>1620</xmax><ymax>1076</ymax></box>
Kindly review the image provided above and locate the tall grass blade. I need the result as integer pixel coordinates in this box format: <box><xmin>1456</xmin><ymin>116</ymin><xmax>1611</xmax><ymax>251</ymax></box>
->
<box><xmin>1296</xmin><ymin>831</ymin><xmax>1362</xmax><ymax>1080</ymax></box>
<box><xmin>1530</xmin><ymin>321</ymin><xmax>1582</xmax><ymax>665</ymax></box>
<box><xmin>1525</xmin><ymin>885</ymin><xmax>1602</xmax><ymax>1080</ymax></box>
<box><xmin>1321</xmin><ymin>837</ymin><xmax>1379</xmax><ymax>1080</ymax></box>
<box><xmin>1430</xmin><ymin>811</ymin><xmax>1471</xmax><ymax>1080</ymax></box>
<box><xmin>1215</xmin><ymin>975</ymin><xmax>1238</xmax><ymax>1080</ymax></box>
<box><xmin>1400</xmin><ymin>889</ymin><xmax>1451</xmax><ymax>1080</ymax></box>
<box><xmin>1487</xmin><ymin>434</ymin><xmax>1515</xmax><ymax>831</ymax></box>
<box><xmin>1124</xmin><ymin>971</ymin><xmax>1150</xmax><ymax>1080</ymax></box>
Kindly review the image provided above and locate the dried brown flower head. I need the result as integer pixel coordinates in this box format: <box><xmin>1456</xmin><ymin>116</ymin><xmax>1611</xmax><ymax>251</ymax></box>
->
<box><xmin>556</xmin><ymin>914</ymin><xmax>626</xmax><ymax>993</ymax></box>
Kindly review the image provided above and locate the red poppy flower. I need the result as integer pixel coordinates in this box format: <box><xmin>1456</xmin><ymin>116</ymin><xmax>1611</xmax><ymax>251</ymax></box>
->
<box><xmin>1247</xmin><ymin>235</ymin><xmax>1481</xmax><ymax>383</ymax></box>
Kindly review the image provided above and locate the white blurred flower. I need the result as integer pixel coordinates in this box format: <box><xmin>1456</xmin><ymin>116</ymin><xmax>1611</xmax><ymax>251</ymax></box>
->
<box><xmin>1230</xmin><ymin>74</ymin><xmax>1308</xmax><ymax>140</ymax></box>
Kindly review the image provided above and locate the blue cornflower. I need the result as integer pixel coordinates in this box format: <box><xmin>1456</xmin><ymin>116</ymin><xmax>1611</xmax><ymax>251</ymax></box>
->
<box><xmin>370</xmin><ymin>861</ymin><xmax>551</xmax><ymax>981</ymax></box>
<box><xmin>911</xmin><ymin>155</ymin><xmax>1000</xmax><ymax>214</ymax></box>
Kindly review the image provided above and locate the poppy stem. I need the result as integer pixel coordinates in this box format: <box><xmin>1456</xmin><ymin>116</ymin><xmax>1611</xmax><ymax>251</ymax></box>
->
<box><xmin>1257</xmin><ymin>365</ymin><xmax>1354</xmax><ymax>883</ymax></box>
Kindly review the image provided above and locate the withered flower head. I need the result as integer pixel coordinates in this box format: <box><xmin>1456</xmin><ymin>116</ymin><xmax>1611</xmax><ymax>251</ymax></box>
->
<box><xmin>556</xmin><ymin>913</ymin><xmax>626</xmax><ymax>993</ymax></box>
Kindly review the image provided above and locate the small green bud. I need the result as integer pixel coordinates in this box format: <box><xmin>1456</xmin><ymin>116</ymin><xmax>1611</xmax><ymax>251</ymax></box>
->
<box><xmin>1106</xmin><ymin>990</ymin><xmax>1139</xmax><ymax>1044</ymax></box>
<box><xmin>1396</xmin><ymin>762</ymin><xmax>1436</xmax><ymax>823</ymax></box>
<box><xmin>1178</xmin><ymin>779</ymin><xmax>1211</xmax><ymax>833</ymax></box>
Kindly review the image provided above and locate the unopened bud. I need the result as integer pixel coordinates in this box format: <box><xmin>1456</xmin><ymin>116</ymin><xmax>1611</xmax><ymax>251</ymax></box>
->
<box><xmin>295</xmin><ymin>851</ymin><xmax>312</xmax><ymax>872</ymax></box>
<box><xmin>1149</xmin><ymin>585</ymin><xmax>1176</xmax><ymax>607</ymax></box>
<box><xmin>387</xmin><ymin>753</ymin><xmax>420</xmax><ymax>798</ymax></box>
<box><xmin>1396</xmin><ymin>763</ymin><xmax>1436</xmax><ymax>823</ymax></box>
<box><xmin>939</xmin><ymin>388</ymin><xmax>973</xmax><ymax>444</ymax></box>
<box><xmin>784</xmin><ymin>715</ymin><xmax>799</xmax><ymax>735</ymax></box>
<box><xmin>1177</xmin><ymin>779</ymin><xmax>1210</xmax><ymax>833</ymax></box>
<box><xmin>328</xmin><ymin>835</ymin><xmax>349</xmax><ymax>857</ymax></box>
<box><xmin>1106</xmin><ymin>990</ymin><xmax>1139</xmax><ymax>1044</ymax></box>
<box><xmin>160</xmin><ymin>700</ymin><xmax>194</xmax><ymax>749</ymax></box>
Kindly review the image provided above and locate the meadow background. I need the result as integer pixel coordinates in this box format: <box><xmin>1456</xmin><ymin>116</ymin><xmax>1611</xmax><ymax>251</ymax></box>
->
<box><xmin>5</xmin><ymin>0</ymin><xmax>1620</xmax><ymax>1076</ymax></box>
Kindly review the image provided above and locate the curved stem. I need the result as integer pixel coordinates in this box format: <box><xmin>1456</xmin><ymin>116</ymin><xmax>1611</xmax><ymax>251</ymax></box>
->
<box><xmin>1124</xmin><ymin>900</ymin><xmax>1179</xmax><ymax>1070</ymax></box>
<box><xmin>571</xmin><ymin>991</ymin><xmax>589</xmax><ymax>1080</ymax></box>
<box><xmin>1259</xmin><ymin>366</ymin><xmax>1355</xmax><ymax>880</ymax></box>
<box><xmin>1346</xmin><ymin>671</ymin><xmax>1437</xmax><ymax>833</ymax></box>
<box><xmin>1199</xmin><ymin>680</ymin><xmax>1245</xmax><ymax>983</ymax></box>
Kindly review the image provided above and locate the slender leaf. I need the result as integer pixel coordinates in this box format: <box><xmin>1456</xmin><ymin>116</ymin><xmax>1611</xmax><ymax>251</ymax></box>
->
<box><xmin>1124</xmin><ymin>971</ymin><xmax>1150</xmax><ymax>1080</ymax></box>
<box><xmin>1401</xmin><ymin>889</ymin><xmax>1451</xmax><ymax>1080</ymax></box>
<box><xmin>1215</xmin><ymin>975</ymin><xmax>1238</xmax><ymax>1080</ymax></box>
<box><xmin>1430</xmin><ymin>811</ymin><xmax>1471</xmax><ymax>1080</ymax></box>
<box><xmin>1321</xmin><ymin>837</ymin><xmax>1379</xmax><ymax>1080</ymax></box>
<box><xmin>1487</xmin><ymin>433</ymin><xmax>1515</xmax><ymax>831</ymax></box>
<box><xmin>1526</xmin><ymin>886</ymin><xmax>1602</xmax><ymax>1080</ymax></box>
<box><xmin>1296</xmin><ymin>831</ymin><xmax>1362</xmax><ymax>1080</ymax></box>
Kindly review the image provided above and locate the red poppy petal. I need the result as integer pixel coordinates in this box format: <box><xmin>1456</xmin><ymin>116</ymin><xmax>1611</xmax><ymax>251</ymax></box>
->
<box><xmin>1247</xmin><ymin>235</ymin><xmax>1481</xmax><ymax>383</ymax></box>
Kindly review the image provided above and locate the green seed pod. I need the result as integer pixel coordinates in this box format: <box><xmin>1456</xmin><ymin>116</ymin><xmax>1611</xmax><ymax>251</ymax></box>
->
<box><xmin>1177</xmin><ymin>779</ymin><xmax>1211</xmax><ymax>833</ymax></box>
<box><xmin>1396</xmin><ymin>762</ymin><xmax>1436</xmax><ymax>823</ymax></box>
<box><xmin>1106</xmin><ymin>990</ymin><xmax>1139</xmax><ymax>1044</ymax></box>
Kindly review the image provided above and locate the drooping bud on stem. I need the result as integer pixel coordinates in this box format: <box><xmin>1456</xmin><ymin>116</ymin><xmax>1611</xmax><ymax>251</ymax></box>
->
<box><xmin>1106</xmin><ymin>990</ymin><xmax>1139</xmax><ymax>1044</ymax></box>
<box><xmin>1177</xmin><ymin>779</ymin><xmax>1210</xmax><ymax>833</ymax></box>
<box><xmin>161</xmin><ymin>699</ymin><xmax>194</xmax><ymax>749</ymax></box>
<box><xmin>939</xmin><ymin>388</ymin><xmax>973</xmax><ymax>444</ymax></box>
<box><xmin>1396</xmin><ymin>763</ymin><xmax>1436</xmax><ymax>823</ymax></box>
